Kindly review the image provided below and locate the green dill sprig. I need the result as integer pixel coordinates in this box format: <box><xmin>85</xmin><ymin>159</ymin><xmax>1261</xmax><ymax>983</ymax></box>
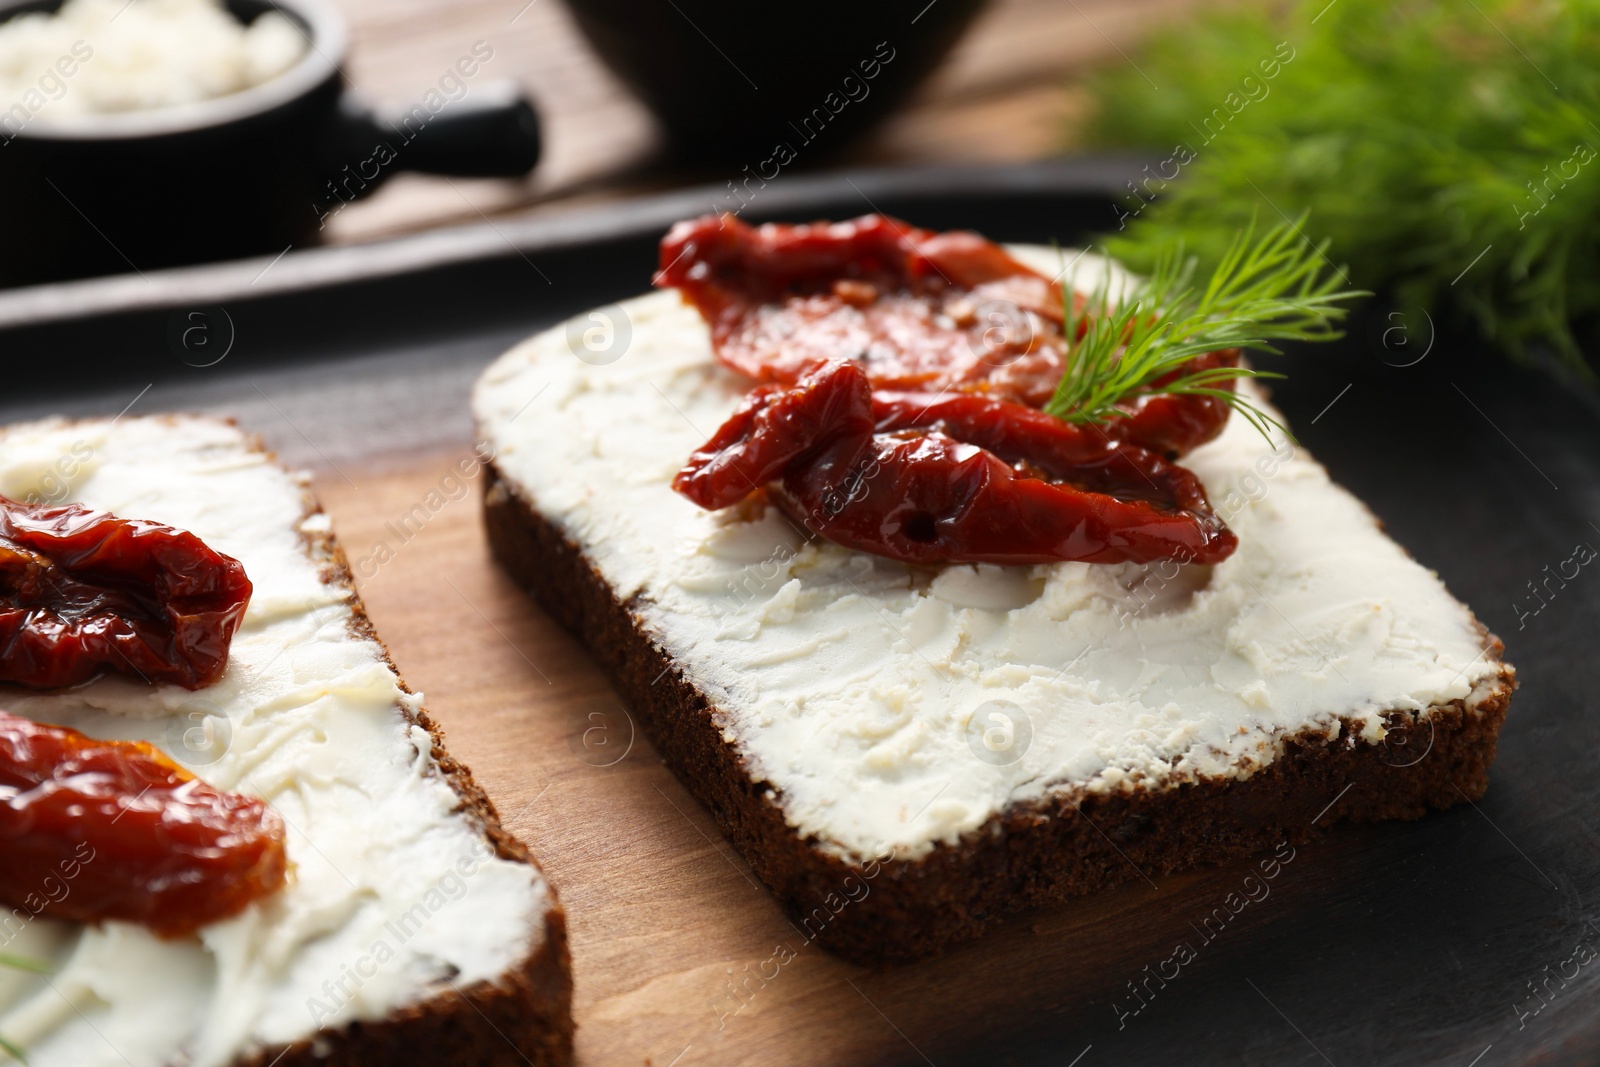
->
<box><xmin>1077</xmin><ymin>0</ymin><xmax>1600</xmax><ymax>379</ymax></box>
<box><xmin>0</xmin><ymin>954</ymin><xmax>49</xmax><ymax>976</ymax></box>
<box><xmin>1045</xmin><ymin>215</ymin><xmax>1364</xmax><ymax>441</ymax></box>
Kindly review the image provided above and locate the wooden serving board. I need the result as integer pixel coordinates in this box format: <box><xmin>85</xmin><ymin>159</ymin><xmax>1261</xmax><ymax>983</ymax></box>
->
<box><xmin>3</xmin><ymin>163</ymin><xmax>1598</xmax><ymax>1066</ymax></box>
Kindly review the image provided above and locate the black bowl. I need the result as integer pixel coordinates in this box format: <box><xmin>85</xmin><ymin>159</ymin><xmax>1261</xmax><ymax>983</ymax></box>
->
<box><xmin>563</xmin><ymin>0</ymin><xmax>987</xmax><ymax>162</ymax></box>
<box><xmin>0</xmin><ymin>0</ymin><xmax>541</xmax><ymax>287</ymax></box>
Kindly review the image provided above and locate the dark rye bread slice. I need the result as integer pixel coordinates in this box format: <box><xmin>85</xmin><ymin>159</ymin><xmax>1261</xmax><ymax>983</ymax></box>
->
<box><xmin>472</xmin><ymin>248</ymin><xmax>1514</xmax><ymax>966</ymax></box>
<box><xmin>0</xmin><ymin>416</ymin><xmax>572</xmax><ymax>1067</ymax></box>
<box><xmin>482</xmin><ymin>462</ymin><xmax>1513</xmax><ymax>966</ymax></box>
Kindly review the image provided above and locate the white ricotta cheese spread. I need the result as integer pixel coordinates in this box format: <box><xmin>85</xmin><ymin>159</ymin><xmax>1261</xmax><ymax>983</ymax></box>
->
<box><xmin>0</xmin><ymin>416</ymin><xmax>550</xmax><ymax>1067</ymax></box>
<box><xmin>0</xmin><ymin>0</ymin><xmax>305</xmax><ymax>119</ymax></box>
<box><xmin>474</xmin><ymin>246</ymin><xmax>1505</xmax><ymax>865</ymax></box>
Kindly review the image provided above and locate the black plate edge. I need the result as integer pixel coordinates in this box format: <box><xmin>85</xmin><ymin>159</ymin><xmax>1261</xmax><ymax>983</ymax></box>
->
<box><xmin>0</xmin><ymin>154</ymin><xmax>1155</xmax><ymax>330</ymax></box>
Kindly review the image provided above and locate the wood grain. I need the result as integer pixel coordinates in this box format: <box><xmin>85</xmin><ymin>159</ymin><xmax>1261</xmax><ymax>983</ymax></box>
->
<box><xmin>320</xmin><ymin>0</ymin><xmax>1212</xmax><ymax>247</ymax></box>
<box><xmin>310</xmin><ymin>447</ymin><xmax>1416</xmax><ymax>1067</ymax></box>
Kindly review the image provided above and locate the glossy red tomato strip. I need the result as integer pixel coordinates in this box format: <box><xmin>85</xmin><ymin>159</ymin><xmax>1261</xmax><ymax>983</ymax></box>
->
<box><xmin>870</xmin><ymin>390</ymin><xmax>1120</xmax><ymax>469</ymax></box>
<box><xmin>0</xmin><ymin>710</ymin><xmax>287</xmax><ymax>938</ymax></box>
<box><xmin>1111</xmin><ymin>347</ymin><xmax>1243</xmax><ymax>458</ymax></box>
<box><xmin>675</xmin><ymin>372</ymin><xmax>874</xmax><ymax>511</ymax></box>
<box><xmin>673</xmin><ymin>361</ymin><xmax>1237</xmax><ymax>566</ymax></box>
<box><xmin>0</xmin><ymin>497</ymin><xmax>253</xmax><ymax>689</ymax></box>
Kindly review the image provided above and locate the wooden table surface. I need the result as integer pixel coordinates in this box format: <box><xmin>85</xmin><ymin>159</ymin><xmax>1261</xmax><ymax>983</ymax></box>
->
<box><xmin>319</xmin><ymin>0</ymin><xmax>1209</xmax><ymax>247</ymax></box>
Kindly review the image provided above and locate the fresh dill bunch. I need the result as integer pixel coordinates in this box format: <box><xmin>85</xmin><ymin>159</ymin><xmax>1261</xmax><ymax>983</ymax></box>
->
<box><xmin>1046</xmin><ymin>214</ymin><xmax>1363</xmax><ymax>441</ymax></box>
<box><xmin>1076</xmin><ymin>0</ymin><xmax>1600</xmax><ymax>378</ymax></box>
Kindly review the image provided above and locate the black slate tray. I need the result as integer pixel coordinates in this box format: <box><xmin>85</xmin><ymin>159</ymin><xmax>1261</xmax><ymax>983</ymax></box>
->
<box><xmin>2</xmin><ymin>157</ymin><xmax>1598</xmax><ymax>1067</ymax></box>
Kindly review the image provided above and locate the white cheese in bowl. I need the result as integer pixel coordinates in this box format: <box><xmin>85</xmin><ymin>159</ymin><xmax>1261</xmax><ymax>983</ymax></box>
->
<box><xmin>0</xmin><ymin>0</ymin><xmax>305</xmax><ymax>119</ymax></box>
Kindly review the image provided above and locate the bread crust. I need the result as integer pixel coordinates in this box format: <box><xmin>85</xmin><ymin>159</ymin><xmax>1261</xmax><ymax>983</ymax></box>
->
<box><xmin>236</xmin><ymin>490</ymin><xmax>574</xmax><ymax>1067</ymax></box>
<box><xmin>482</xmin><ymin>459</ymin><xmax>1514</xmax><ymax>966</ymax></box>
<box><xmin>57</xmin><ymin>417</ymin><xmax>576</xmax><ymax>1067</ymax></box>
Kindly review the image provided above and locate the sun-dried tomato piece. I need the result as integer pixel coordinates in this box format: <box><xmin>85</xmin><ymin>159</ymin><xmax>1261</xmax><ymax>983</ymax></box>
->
<box><xmin>657</xmin><ymin>213</ymin><xmax>1071</xmax><ymax>404</ymax></box>
<box><xmin>673</xmin><ymin>360</ymin><xmax>1236</xmax><ymax>566</ymax></box>
<box><xmin>656</xmin><ymin>213</ymin><xmax>1238</xmax><ymax>459</ymax></box>
<box><xmin>0</xmin><ymin>497</ymin><xmax>252</xmax><ymax>690</ymax></box>
<box><xmin>0</xmin><ymin>710</ymin><xmax>287</xmax><ymax>938</ymax></box>
<box><xmin>1111</xmin><ymin>347</ymin><xmax>1243</xmax><ymax>458</ymax></box>
<box><xmin>870</xmin><ymin>389</ymin><xmax>1119</xmax><ymax>467</ymax></box>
